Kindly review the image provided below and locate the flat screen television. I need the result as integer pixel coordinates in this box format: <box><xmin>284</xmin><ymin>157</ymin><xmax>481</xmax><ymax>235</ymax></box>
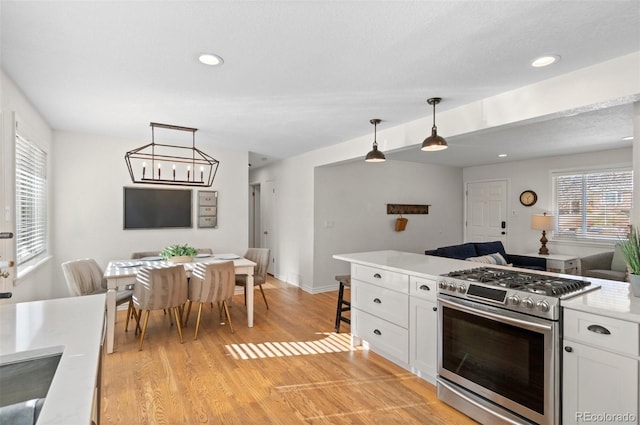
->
<box><xmin>123</xmin><ymin>187</ymin><xmax>192</xmax><ymax>229</ymax></box>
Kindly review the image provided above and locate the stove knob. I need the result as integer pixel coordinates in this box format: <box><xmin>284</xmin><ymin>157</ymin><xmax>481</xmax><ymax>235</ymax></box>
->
<box><xmin>507</xmin><ymin>295</ymin><xmax>520</xmax><ymax>306</ymax></box>
<box><xmin>457</xmin><ymin>284</ymin><xmax>466</xmax><ymax>293</ymax></box>
<box><xmin>521</xmin><ymin>298</ymin><xmax>534</xmax><ymax>309</ymax></box>
<box><xmin>438</xmin><ymin>281</ymin><xmax>447</xmax><ymax>289</ymax></box>
<box><xmin>447</xmin><ymin>282</ymin><xmax>457</xmax><ymax>291</ymax></box>
<box><xmin>536</xmin><ymin>300</ymin><xmax>550</xmax><ymax>312</ymax></box>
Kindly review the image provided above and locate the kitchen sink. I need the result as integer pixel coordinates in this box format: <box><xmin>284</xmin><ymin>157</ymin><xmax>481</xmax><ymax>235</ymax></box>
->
<box><xmin>0</xmin><ymin>346</ymin><xmax>63</xmax><ymax>423</ymax></box>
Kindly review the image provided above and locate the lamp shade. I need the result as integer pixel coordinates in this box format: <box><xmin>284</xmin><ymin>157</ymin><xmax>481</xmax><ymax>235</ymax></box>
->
<box><xmin>531</xmin><ymin>214</ymin><xmax>555</xmax><ymax>231</ymax></box>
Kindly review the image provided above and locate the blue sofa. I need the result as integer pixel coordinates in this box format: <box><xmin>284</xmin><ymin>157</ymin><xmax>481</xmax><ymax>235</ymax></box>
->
<box><xmin>425</xmin><ymin>241</ymin><xmax>546</xmax><ymax>271</ymax></box>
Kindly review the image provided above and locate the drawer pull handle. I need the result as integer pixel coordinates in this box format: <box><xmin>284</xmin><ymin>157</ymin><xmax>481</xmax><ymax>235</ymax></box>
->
<box><xmin>373</xmin><ymin>329</ymin><xmax>382</xmax><ymax>336</ymax></box>
<box><xmin>564</xmin><ymin>346</ymin><xmax>573</xmax><ymax>353</ymax></box>
<box><xmin>373</xmin><ymin>298</ymin><xmax>382</xmax><ymax>304</ymax></box>
<box><xmin>373</xmin><ymin>273</ymin><xmax>382</xmax><ymax>279</ymax></box>
<box><xmin>419</xmin><ymin>284</ymin><xmax>430</xmax><ymax>291</ymax></box>
<box><xmin>587</xmin><ymin>324</ymin><xmax>611</xmax><ymax>335</ymax></box>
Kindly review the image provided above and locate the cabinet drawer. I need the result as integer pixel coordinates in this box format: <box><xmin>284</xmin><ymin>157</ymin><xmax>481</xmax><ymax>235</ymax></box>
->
<box><xmin>352</xmin><ymin>309</ymin><xmax>409</xmax><ymax>363</ymax></box>
<box><xmin>564</xmin><ymin>309</ymin><xmax>639</xmax><ymax>356</ymax></box>
<box><xmin>352</xmin><ymin>279</ymin><xmax>409</xmax><ymax>327</ymax></box>
<box><xmin>409</xmin><ymin>276</ymin><xmax>437</xmax><ymax>302</ymax></box>
<box><xmin>351</xmin><ymin>264</ymin><xmax>409</xmax><ymax>293</ymax></box>
<box><xmin>565</xmin><ymin>259</ymin><xmax>577</xmax><ymax>268</ymax></box>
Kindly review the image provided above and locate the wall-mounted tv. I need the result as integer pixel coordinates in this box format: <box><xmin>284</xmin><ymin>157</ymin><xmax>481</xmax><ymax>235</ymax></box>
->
<box><xmin>124</xmin><ymin>187</ymin><xmax>192</xmax><ymax>229</ymax></box>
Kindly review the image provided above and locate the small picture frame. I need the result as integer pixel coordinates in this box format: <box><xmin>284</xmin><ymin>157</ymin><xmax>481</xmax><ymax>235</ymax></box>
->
<box><xmin>198</xmin><ymin>216</ymin><xmax>217</xmax><ymax>228</ymax></box>
<box><xmin>198</xmin><ymin>191</ymin><xmax>217</xmax><ymax>207</ymax></box>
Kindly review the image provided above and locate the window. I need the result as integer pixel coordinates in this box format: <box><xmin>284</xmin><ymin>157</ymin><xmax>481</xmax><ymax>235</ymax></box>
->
<box><xmin>553</xmin><ymin>168</ymin><xmax>632</xmax><ymax>242</ymax></box>
<box><xmin>15</xmin><ymin>131</ymin><xmax>48</xmax><ymax>265</ymax></box>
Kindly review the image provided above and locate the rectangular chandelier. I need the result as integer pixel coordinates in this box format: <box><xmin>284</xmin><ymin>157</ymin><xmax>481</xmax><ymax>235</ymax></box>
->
<box><xmin>125</xmin><ymin>122</ymin><xmax>219</xmax><ymax>187</ymax></box>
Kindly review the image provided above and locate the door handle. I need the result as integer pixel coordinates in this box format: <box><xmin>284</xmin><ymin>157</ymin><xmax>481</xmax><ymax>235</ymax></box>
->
<box><xmin>501</xmin><ymin>221</ymin><xmax>506</xmax><ymax>229</ymax></box>
<box><xmin>373</xmin><ymin>298</ymin><xmax>382</xmax><ymax>304</ymax></box>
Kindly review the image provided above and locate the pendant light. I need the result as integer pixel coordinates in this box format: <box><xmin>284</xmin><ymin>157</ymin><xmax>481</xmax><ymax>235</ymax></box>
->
<box><xmin>365</xmin><ymin>119</ymin><xmax>386</xmax><ymax>162</ymax></box>
<box><xmin>421</xmin><ymin>97</ymin><xmax>448</xmax><ymax>151</ymax></box>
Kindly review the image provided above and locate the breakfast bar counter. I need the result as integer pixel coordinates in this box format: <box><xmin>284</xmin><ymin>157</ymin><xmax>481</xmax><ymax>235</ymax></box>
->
<box><xmin>334</xmin><ymin>249</ymin><xmax>473</xmax><ymax>278</ymax></box>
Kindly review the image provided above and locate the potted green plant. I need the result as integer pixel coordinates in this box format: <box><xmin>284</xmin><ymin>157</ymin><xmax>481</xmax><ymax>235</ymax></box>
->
<box><xmin>160</xmin><ymin>244</ymin><xmax>198</xmax><ymax>263</ymax></box>
<box><xmin>620</xmin><ymin>225</ymin><xmax>640</xmax><ymax>297</ymax></box>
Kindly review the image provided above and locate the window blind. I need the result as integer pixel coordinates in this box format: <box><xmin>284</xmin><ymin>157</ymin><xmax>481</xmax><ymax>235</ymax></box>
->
<box><xmin>15</xmin><ymin>132</ymin><xmax>48</xmax><ymax>265</ymax></box>
<box><xmin>553</xmin><ymin>168</ymin><xmax>632</xmax><ymax>242</ymax></box>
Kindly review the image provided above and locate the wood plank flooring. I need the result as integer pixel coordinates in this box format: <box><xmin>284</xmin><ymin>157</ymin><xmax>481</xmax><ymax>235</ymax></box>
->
<box><xmin>101</xmin><ymin>277</ymin><xmax>478</xmax><ymax>424</ymax></box>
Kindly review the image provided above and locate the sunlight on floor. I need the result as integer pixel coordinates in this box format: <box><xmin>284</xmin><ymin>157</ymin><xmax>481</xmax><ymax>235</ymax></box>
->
<box><xmin>225</xmin><ymin>332</ymin><xmax>361</xmax><ymax>360</ymax></box>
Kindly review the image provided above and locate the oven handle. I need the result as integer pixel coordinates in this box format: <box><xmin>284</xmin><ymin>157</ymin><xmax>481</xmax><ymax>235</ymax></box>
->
<box><xmin>438</xmin><ymin>297</ymin><xmax>555</xmax><ymax>333</ymax></box>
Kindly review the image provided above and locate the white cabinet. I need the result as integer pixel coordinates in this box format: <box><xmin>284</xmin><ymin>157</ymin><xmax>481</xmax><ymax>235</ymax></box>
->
<box><xmin>409</xmin><ymin>297</ymin><xmax>437</xmax><ymax>382</ymax></box>
<box><xmin>563</xmin><ymin>309</ymin><xmax>639</xmax><ymax>425</ymax></box>
<box><xmin>350</xmin><ymin>264</ymin><xmax>409</xmax><ymax>365</ymax></box>
<box><xmin>409</xmin><ymin>276</ymin><xmax>438</xmax><ymax>383</ymax></box>
<box><xmin>349</xmin><ymin>263</ymin><xmax>440</xmax><ymax>384</ymax></box>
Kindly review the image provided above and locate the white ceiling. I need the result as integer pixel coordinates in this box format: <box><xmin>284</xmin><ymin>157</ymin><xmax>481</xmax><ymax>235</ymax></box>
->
<box><xmin>1</xmin><ymin>1</ymin><xmax>638</xmax><ymax>168</ymax></box>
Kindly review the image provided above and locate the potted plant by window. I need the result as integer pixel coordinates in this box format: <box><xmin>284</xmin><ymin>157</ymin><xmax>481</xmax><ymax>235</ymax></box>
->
<box><xmin>620</xmin><ymin>225</ymin><xmax>640</xmax><ymax>297</ymax></box>
<box><xmin>160</xmin><ymin>244</ymin><xmax>198</xmax><ymax>263</ymax></box>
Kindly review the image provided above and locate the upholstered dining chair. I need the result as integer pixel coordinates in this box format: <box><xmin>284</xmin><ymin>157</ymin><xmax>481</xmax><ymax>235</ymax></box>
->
<box><xmin>184</xmin><ymin>261</ymin><xmax>236</xmax><ymax>339</ymax></box>
<box><xmin>62</xmin><ymin>258</ymin><xmax>138</xmax><ymax>331</ymax></box>
<box><xmin>235</xmin><ymin>248</ymin><xmax>270</xmax><ymax>310</ymax></box>
<box><xmin>132</xmin><ymin>265</ymin><xmax>189</xmax><ymax>350</ymax></box>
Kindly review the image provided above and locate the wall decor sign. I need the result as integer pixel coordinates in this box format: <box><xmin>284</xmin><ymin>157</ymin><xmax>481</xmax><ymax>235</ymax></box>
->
<box><xmin>198</xmin><ymin>190</ymin><xmax>218</xmax><ymax>228</ymax></box>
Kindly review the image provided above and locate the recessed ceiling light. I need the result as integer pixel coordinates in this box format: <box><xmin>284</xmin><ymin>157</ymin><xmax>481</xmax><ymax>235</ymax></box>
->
<box><xmin>198</xmin><ymin>53</ymin><xmax>224</xmax><ymax>66</ymax></box>
<box><xmin>498</xmin><ymin>154</ymin><xmax>508</xmax><ymax>158</ymax></box>
<box><xmin>531</xmin><ymin>55</ymin><xmax>560</xmax><ymax>68</ymax></box>
<box><xmin>622</xmin><ymin>136</ymin><xmax>634</xmax><ymax>141</ymax></box>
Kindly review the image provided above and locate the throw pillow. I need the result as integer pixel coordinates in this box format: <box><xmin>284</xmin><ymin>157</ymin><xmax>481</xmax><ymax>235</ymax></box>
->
<box><xmin>611</xmin><ymin>243</ymin><xmax>627</xmax><ymax>272</ymax></box>
<box><xmin>466</xmin><ymin>252</ymin><xmax>509</xmax><ymax>266</ymax></box>
<box><xmin>474</xmin><ymin>241</ymin><xmax>508</xmax><ymax>260</ymax></box>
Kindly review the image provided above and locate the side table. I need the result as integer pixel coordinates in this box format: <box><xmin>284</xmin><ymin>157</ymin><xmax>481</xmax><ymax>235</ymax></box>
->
<box><xmin>525</xmin><ymin>253</ymin><xmax>580</xmax><ymax>275</ymax></box>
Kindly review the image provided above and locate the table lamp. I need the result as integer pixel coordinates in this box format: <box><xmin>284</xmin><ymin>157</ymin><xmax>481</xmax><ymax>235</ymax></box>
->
<box><xmin>531</xmin><ymin>212</ymin><xmax>555</xmax><ymax>255</ymax></box>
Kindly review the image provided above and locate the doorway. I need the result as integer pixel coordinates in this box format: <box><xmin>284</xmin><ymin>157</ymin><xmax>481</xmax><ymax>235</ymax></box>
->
<box><xmin>249</xmin><ymin>180</ymin><xmax>277</xmax><ymax>276</ymax></box>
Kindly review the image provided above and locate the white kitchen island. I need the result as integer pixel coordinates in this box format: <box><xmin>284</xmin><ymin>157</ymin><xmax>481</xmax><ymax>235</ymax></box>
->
<box><xmin>336</xmin><ymin>250</ymin><xmax>640</xmax><ymax>425</ymax></box>
<box><xmin>0</xmin><ymin>294</ymin><xmax>106</xmax><ymax>425</ymax></box>
<box><xmin>333</xmin><ymin>250</ymin><xmax>473</xmax><ymax>383</ymax></box>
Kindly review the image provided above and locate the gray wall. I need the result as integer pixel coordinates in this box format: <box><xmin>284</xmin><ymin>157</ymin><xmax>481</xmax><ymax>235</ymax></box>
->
<box><xmin>314</xmin><ymin>159</ymin><xmax>463</xmax><ymax>292</ymax></box>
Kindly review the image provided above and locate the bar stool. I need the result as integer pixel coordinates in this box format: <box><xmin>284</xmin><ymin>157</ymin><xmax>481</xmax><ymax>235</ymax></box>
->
<box><xmin>334</xmin><ymin>275</ymin><xmax>351</xmax><ymax>333</ymax></box>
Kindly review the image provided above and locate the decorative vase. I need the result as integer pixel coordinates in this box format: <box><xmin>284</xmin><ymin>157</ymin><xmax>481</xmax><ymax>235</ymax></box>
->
<box><xmin>630</xmin><ymin>274</ymin><xmax>640</xmax><ymax>298</ymax></box>
<box><xmin>167</xmin><ymin>255</ymin><xmax>193</xmax><ymax>264</ymax></box>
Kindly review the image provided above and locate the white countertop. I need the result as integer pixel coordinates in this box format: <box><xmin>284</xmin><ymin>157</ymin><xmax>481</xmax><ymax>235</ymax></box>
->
<box><xmin>334</xmin><ymin>250</ymin><xmax>476</xmax><ymax>278</ymax></box>
<box><xmin>562</xmin><ymin>277</ymin><xmax>640</xmax><ymax>323</ymax></box>
<box><xmin>334</xmin><ymin>249</ymin><xmax>640</xmax><ymax>324</ymax></box>
<box><xmin>0</xmin><ymin>294</ymin><xmax>106</xmax><ymax>425</ymax></box>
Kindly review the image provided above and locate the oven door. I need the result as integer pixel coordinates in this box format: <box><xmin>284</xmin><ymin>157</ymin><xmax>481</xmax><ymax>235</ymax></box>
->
<box><xmin>438</xmin><ymin>295</ymin><xmax>559</xmax><ymax>425</ymax></box>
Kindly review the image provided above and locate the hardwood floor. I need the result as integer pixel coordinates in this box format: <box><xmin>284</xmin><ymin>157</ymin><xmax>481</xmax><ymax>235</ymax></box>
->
<box><xmin>102</xmin><ymin>276</ymin><xmax>478</xmax><ymax>424</ymax></box>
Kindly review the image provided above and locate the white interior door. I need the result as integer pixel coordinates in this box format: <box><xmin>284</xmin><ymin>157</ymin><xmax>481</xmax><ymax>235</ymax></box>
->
<box><xmin>465</xmin><ymin>180</ymin><xmax>508</xmax><ymax>247</ymax></box>
<box><xmin>261</xmin><ymin>180</ymin><xmax>276</xmax><ymax>275</ymax></box>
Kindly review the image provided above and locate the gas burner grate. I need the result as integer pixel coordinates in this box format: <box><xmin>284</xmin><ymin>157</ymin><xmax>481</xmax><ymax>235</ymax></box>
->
<box><xmin>445</xmin><ymin>266</ymin><xmax>592</xmax><ymax>297</ymax></box>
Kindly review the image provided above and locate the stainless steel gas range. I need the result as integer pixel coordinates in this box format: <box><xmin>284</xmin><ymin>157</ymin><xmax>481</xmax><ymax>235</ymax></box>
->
<box><xmin>436</xmin><ymin>266</ymin><xmax>600</xmax><ymax>425</ymax></box>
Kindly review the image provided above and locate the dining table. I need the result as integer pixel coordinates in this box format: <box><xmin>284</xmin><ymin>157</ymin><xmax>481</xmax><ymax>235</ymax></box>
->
<box><xmin>103</xmin><ymin>253</ymin><xmax>256</xmax><ymax>354</ymax></box>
